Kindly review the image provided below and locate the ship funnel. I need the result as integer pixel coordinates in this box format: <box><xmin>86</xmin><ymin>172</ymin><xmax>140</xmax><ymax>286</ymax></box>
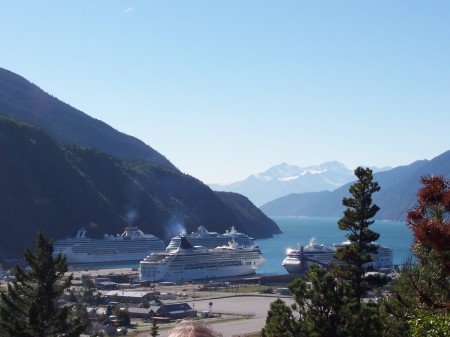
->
<box><xmin>179</xmin><ymin>236</ymin><xmax>194</xmax><ymax>249</ymax></box>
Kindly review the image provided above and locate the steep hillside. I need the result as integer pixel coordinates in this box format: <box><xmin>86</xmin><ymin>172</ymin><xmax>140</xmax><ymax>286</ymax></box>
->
<box><xmin>0</xmin><ymin>117</ymin><xmax>278</xmax><ymax>260</ymax></box>
<box><xmin>0</xmin><ymin>68</ymin><xmax>174</xmax><ymax>168</ymax></box>
<box><xmin>260</xmin><ymin>191</ymin><xmax>332</xmax><ymax>216</ymax></box>
<box><xmin>261</xmin><ymin>151</ymin><xmax>450</xmax><ymax>221</ymax></box>
<box><xmin>215</xmin><ymin>192</ymin><xmax>281</xmax><ymax>236</ymax></box>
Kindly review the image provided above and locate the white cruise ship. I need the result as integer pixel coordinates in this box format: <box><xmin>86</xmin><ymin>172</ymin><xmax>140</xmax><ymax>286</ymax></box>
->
<box><xmin>333</xmin><ymin>240</ymin><xmax>393</xmax><ymax>270</ymax></box>
<box><xmin>282</xmin><ymin>237</ymin><xmax>336</xmax><ymax>273</ymax></box>
<box><xmin>282</xmin><ymin>237</ymin><xmax>393</xmax><ymax>274</ymax></box>
<box><xmin>165</xmin><ymin>226</ymin><xmax>254</xmax><ymax>251</ymax></box>
<box><xmin>53</xmin><ymin>227</ymin><xmax>166</xmax><ymax>264</ymax></box>
<box><xmin>139</xmin><ymin>236</ymin><xmax>265</xmax><ymax>282</ymax></box>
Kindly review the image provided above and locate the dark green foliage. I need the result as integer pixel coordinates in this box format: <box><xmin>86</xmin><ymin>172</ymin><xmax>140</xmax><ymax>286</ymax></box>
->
<box><xmin>67</xmin><ymin>290</ymin><xmax>77</xmax><ymax>303</ymax></box>
<box><xmin>215</xmin><ymin>191</ymin><xmax>281</xmax><ymax>237</ymax></box>
<box><xmin>141</xmin><ymin>298</ymin><xmax>150</xmax><ymax>309</ymax></box>
<box><xmin>262</xmin><ymin>168</ymin><xmax>387</xmax><ymax>337</ymax></box>
<box><xmin>0</xmin><ymin>230</ymin><xmax>86</xmax><ymax>337</ymax></box>
<box><xmin>0</xmin><ymin>67</ymin><xmax>174</xmax><ymax>168</ymax></box>
<box><xmin>289</xmin><ymin>266</ymin><xmax>341</xmax><ymax>337</ymax></box>
<box><xmin>337</xmin><ymin>302</ymin><xmax>384</xmax><ymax>337</ymax></box>
<box><xmin>409</xmin><ymin>312</ymin><xmax>450</xmax><ymax>337</ymax></box>
<box><xmin>261</xmin><ymin>298</ymin><xmax>300</xmax><ymax>337</ymax></box>
<box><xmin>105</xmin><ymin>305</ymin><xmax>113</xmax><ymax>318</ymax></box>
<box><xmin>262</xmin><ymin>266</ymin><xmax>340</xmax><ymax>337</ymax></box>
<box><xmin>150</xmin><ymin>319</ymin><xmax>159</xmax><ymax>337</ymax></box>
<box><xmin>82</xmin><ymin>277</ymin><xmax>95</xmax><ymax>291</ymax></box>
<box><xmin>262</xmin><ymin>265</ymin><xmax>387</xmax><ymax>337</ymax></box>
<box><xmin>383</xmin><ymin>256</ymin><xmax>449</xmax><ymax>336</ymax></box>
<box><xmin>70</xmin><ymin>302</ymin><xmax>91</xmax><ymax>332</ymax></box>
<box><xmin>334</xmin><ymin>166</ymin><xmax>382</xmax><ymax>303</ymax></box>
<box><xmin>383</xmin><ymin>176</ymin><xmax>450</xmax><ymax>336</ymax></box>
<box><xmin>0</xmin><ymin>116</ymin><xmax>279</xmax><ymax>259</ymax></box>
<box><xmin>82</xmin><ymin>288</ymin><xmax>95</xmax><ymax>305</ymax></box>
<box><xmin>331</xmin><ymin>167</ymin><xmax>387</xmax><ymax>335</ymax></box>
<box><xmin>113</xmin><ymin>307</ymin><xmax>130</xmax><ymax>326</ymax></box>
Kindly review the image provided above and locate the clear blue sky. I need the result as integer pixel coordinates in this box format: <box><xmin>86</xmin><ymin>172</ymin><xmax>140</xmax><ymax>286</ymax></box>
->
<box><xmin>1</xmin><ymin>1</ymin><xmax>449</xmax><ymax>184</ymax></box>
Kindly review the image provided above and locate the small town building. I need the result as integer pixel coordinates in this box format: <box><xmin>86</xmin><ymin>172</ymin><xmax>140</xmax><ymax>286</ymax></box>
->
<box><xmin>126</xmin><ymin>307</ymin><xmax>158</xmax><ymax>320</ymax></box>
<box><xmin>96</xmin><ymin>281</ymin><xmax>119</xmax><ymax>290</ymax></box>
<box><xmin>155</xmin><ymin>303</ymin><xmax>196</xmax><ymax>320</ymax></box>
<box><xmin>86</xmin><ymin>306</ymin><xmax>107</xmax><ymax>319</ymax></box>
<box><xmin>104</xmin><ymin>290</ymin><xmax>157</xmax><ymax>304</ymax></box>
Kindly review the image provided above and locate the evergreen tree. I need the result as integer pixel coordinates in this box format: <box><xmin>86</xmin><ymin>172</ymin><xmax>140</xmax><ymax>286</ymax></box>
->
<box><xmin>406</xmin><ymin>175</ymin><xmax>450</xmax><ymax>276</ymax></box>
<box><xmin>290</xmin><ymin>265</ymin><xmax>342</xmax><ymax>337</ymax></box>
<box><xmin>261</xmin><ymin>298</ymin><xmax>300</xmax><ymax>337</ymax></box>
<box><xmin>70</xmin><ymin>302</ymin><xmax>90</xmax><ymax>332</ymax></box>
<box><xmin>150</xmin><ymin>319</ymin><xmax>159</xmax><ymax>337</ymax></box>
<box><xmin>330</xmin><ymin>167</ymin><xmax>390</xmax><ymax>336</ymax></box>
<box><xmin>105</xmin><ymin>304</ymin><xmax>113</xmax><ymax>318</ymax></box>
<box><xmin>0</xmin><ymin>229</ymin><xmax>87</xmax><ymax>337</ymax></box>
<box><xmin>334</xmin><ymin>166</ymin><xmax>382</xmax><ymax>303</ymax></box>
<box><xmin>113</xmin><ymin>307</ymin><xmax>131</xmax><ymax>327</ymax></box>
<box><xmin>262</xmin><ymin>167</ymin><xmax>387</xmax><ymax>337</ymax></box>
<box><xmin>384</xmin><ymin>175</ymin><xmax>450</xmax><ymax>336</ymax></box>
<box><xmin>141</xmin><ymin>297</ymin><xmax>150</xmax><ymax>309</ymax></box>
<box><xmin>262</xmin><ymin>266</ymin><xmax>343</xmax><ymax>337</ymax></box>
<box><xmin>66</xmin><ymin>289</ymin><xmax>77</xmax><ymax>303</ymax></box>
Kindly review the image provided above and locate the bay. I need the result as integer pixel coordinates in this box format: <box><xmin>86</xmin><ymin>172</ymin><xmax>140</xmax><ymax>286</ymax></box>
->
<box><xmin>255</xmin><ymin>216</ymin><xmax>414</xmax><ymax>276</ymax></box>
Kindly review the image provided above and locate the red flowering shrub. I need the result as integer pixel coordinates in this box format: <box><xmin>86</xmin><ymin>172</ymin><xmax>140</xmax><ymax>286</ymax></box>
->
<box><xmin>407</xmin><ymin>175</ymin><xmax>450</xmax><ymax>274</ymax></box>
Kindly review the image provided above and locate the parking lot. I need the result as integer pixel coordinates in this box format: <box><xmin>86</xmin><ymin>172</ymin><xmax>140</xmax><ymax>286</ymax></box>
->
<box><xmin>133</xmin><ymin>294</ymin><xmax>295</xmax><ymax>337</ymax></box>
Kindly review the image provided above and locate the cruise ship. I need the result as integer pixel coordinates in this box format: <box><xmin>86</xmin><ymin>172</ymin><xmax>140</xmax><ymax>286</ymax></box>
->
<box><xmin>139</xmin><ymin>236</ymin><xmax>265</xmax><ymax>282</ymax></box>
<box><xmin>165</xmin><ymin>226</ymin><xmax>254</xmax><ymax>251</ymax></box>
<box><xmin>282</xmin><ymin>237</ymin><xmax>393</xmax><ymax>274</ymax></box>
<box><xmin>334</xmin><ymin>240</ymin><xmax>393</xmax><ymax>270</ymax></box>
<box><xmin>53</xmin><ymin>227</ymin><xmax>166</xmax><ymax>264</ymax></box>
<box><xmin>282</xmin><ymin>237</ymin><xmax>336</xmax><ymax>273</ymax></box>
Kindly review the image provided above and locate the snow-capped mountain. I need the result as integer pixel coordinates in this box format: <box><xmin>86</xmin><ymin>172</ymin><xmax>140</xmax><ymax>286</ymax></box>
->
<box><xmin>209</xmin><ymin>161</ymin><xmax>390</xmax><ymax>206</ymax></box>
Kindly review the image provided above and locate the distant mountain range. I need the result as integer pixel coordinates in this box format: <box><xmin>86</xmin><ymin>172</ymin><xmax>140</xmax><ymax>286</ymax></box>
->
<box><xmin>0</xmin><ymin>68</ymin><xmax>280</xmax><ymax>260</ymax></box>
<box><xmin>210</xmin><ymin>162</ymin><xmax>391</xmax><ymax>206</ymax></box>
<box><xmin>1</xmin><ymin>67</ymin><xmax>447</xmax><ymax>259</ymax></box>
<box><xmin>260</xmin><ymin>150</ymin><xmax>450</xmax><ymax>221</ymax></box>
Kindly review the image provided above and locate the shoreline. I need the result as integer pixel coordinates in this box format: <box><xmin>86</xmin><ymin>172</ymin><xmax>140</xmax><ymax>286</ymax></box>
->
<box><xmin>68</xmin><ymin>266</ymin><xmax>299</xmax><ymax>285</ymax></box>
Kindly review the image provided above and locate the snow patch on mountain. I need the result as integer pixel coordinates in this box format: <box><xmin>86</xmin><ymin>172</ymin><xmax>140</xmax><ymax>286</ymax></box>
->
<box><xmin>210</xmin><ymin>161</ymin><xmax>392</xmax><ymax>206</ymax></box>
<box><xmin>210</xmin><ymin>161</ymin><xmax>359</xmax><ymax>206</ymax></box>
<box><xmin>279</xmin><ymin>175</ymin><xmax>301</xmax><ymax>182</ymax></box>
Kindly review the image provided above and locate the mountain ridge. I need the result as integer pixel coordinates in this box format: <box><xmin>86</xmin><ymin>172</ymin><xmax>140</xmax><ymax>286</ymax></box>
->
<box><xmin>0</xmin><ymin>116</ymin><xmax>280</xmax><ymax>260</ymax></box>
<box><xmin>260</xmin><ymin>151</ymin><xmax>450</xmax><ymax>221</ymax></box>
<box><xmin>210</xmin><ymin>161</ymin><xmax>390</xmax><ymax>206</ymax></box>
<box><xmin>0</xmin><ymin>68</ymin><xmax>281</xmax><ymax>260</ymax></box>
<box><xmin>0</xmin><ymin>67</ymin><xmax>174</xmax><ymax>168</ymax></box>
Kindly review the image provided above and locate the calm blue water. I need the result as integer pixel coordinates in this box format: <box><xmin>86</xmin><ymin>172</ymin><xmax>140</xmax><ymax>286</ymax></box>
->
<box><xmin>255</xmin><ymin>216</ymin><xmax>414</xmax><ymax>275</ymax></box>
<box><xmin>69</xmin><ymin>216</ymin><xmax>414</xmax><ymax>276</ymax></box>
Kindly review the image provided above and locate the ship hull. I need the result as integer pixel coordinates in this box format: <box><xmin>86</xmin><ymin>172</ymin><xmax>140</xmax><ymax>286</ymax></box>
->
<box><xmin>281</xmin><ymin>258</ymin><xmax>302</xmax><ymax>274</ymax></box>
<box><xmin>140</xmin><ymin>242</ymin><xmax>265</xmax><ymax>282</ymax></box>
<box><xmin>141</xmin><ymin>263</ymin><xmax>261</xmax><ymax>282</ymax></box>
<box><xmin>282</xmin><ymin>240</ymin><xmax>393</xmax><ymax>274</ymax></box>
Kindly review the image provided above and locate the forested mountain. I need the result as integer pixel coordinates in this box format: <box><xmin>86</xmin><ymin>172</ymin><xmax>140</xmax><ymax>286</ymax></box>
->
<box><xmin>0</xmin><ymin>68</ymin><xmax>281</xmax><ymax>261</ymax></box>
<box><xmin>261</xmin><ymin>150</ymin><xmax>450</xmax><ymax>221</ymax></box>
<box><xmin>0</xmin><ymin>67</ymin><xmax>173</xmax><ymax>168</ymax></box>
<box><xmin>215</xmin><ymin>191</ymin><xmax>281</xmax><ymax>235</ymax></box>
<box><xmin>0</xmin><ymin>115</ymin><xmax>278</xmax><ymax>261</ymax></box>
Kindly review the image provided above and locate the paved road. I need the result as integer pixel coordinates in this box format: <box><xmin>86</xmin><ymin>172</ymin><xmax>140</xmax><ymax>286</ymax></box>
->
<box><xmin>134</xmin><ymin>295</ymin><xmax>294</xmax><ymax>337</ymax></box>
